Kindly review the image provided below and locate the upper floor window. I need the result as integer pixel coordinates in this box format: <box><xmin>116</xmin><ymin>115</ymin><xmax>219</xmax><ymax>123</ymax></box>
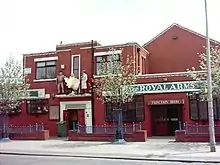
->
<box><xmin>142</xmin><ymin>57</ymin><xmax>146</xmax><ymax>74</ymax></box>
<box><xmin>36</xmin><ymin>61</ymin><xmax>56</xmax><ymax>80</ymax></box>
<box><xmin>96</xmin><ymin>54</ymin><xmax>121</xmax><ymax>75</ymax></box>
<box><xmin>72</xmin><ymin>55</ymin><xmax>80</xmax><ymax>79</ymax></box>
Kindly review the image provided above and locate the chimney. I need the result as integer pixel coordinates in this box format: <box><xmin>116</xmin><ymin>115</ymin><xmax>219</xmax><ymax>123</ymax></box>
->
<box><xmin>60</xmin><ymin>41</ymin><xmax>62</xmax><ymax>45</ymax></box>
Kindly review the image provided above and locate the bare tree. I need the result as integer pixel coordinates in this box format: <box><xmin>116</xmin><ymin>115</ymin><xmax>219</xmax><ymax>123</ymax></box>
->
<box><xmin>187</xmin><ymin>45</ymin><xmax>220</xmax><ymax>100</ymax></box>
<box><xmin>0</xmin><ymin>56</ymin><xmax>29</xmax><ymax>115</ymax></box>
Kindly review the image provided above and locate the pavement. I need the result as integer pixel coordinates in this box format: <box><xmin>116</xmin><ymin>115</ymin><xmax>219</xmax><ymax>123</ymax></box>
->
<box><xmin>1</xmin><ymin>155</ymin><xmax>218</xmax><ymax>165</ymax></box>
<box><xmin>0</xmin><ymin>138</ymin><xmax>220</xmax><ymax>163</ymax></box>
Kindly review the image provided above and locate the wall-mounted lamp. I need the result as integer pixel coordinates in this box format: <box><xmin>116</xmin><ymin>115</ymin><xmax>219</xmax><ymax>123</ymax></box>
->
<box><xmin>61</xmin><ymin>65</ymin><xmax>65</xmax><ymax>69</ymax></box>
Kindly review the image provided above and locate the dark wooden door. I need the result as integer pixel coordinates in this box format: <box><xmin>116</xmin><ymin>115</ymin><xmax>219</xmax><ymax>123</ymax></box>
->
<box><xmin>167</xmin><ymin>105</ymin><xmax>182</xmax><ymax>136</ymax></box>
<box><xmin>68</xmin><ymin>110</ymin><xmax>78</xmax><ymax>130</ymax></box>
<box><xmin>151</xmin><ymin>106</ymin><xmax>169</xmax><ymax>136</ymax></box>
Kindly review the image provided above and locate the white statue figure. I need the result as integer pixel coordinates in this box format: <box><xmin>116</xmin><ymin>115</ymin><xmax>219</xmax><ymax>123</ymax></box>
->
<box><xmin>64</xmin><ymin>74</ymin><xmax>80</xmax><ymax>95</ymax></box>
<box><xmin>81</xmin><ymin>70</ymin><xmax>88</xmax><ymax>94</ymax></box>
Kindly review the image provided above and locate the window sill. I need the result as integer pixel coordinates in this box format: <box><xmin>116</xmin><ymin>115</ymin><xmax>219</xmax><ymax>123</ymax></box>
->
<box><xmin>33</xmin><ymin>78</ymin><xmax>56</xmax><ymax>82</ymax></box>
<box><xmin>94</xmin><ymin>74</ymin><xmax>122</xmax><ymax>78</ymax></box>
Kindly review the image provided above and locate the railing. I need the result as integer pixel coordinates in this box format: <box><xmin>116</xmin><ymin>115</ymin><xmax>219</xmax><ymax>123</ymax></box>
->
<box><xmin>73</xmin><ymin>122</ymin><xmax>143</xmax><ymax>134</ymax></box>
<box><xmin>9</xmin><ymin>123</ymin><xmax>44</xmax><ymax>133</ymax></box>
<box><xmin>179</xmin><ymin>122</ymin><xmax>220</xmax><ymax>135</ymax></box>
<box><xmin>0</xmin><ymin>123</ymin><xmax>44</xmax><ymax>139</ymax></box>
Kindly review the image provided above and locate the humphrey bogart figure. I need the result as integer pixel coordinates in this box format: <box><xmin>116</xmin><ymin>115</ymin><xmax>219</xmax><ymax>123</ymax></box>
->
<box><xmin>56</xmin><ymin>71</ymin><xmax>65</xmax><ymax>94</ymax></box>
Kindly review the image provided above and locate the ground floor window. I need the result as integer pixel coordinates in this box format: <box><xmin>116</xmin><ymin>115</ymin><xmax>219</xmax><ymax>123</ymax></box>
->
<box><xmin>0</xmin><ymin>100</ymin><xmax>22</xmax><ymax>114</ymax></box>
<box><xmin>26</xmin><ymin>99</ymin><xmax>49</xmax><ymax>114</ymax></box>
<box><xmin>105</xmin><ymin>95</ymin><xmax>145</xmax><ymax>122</ymax></box>
<box><xmin>189</xmin><ymin>94</ymin><xmax>220</xmax><ymax>121</ymax></box>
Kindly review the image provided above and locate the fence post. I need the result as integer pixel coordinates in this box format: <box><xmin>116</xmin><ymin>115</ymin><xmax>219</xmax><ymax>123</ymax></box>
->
<box><xmin>132</xmin><ymin>122</ymin><xmax>135</xmax><ymax>132</ymax></box>
<box><xmin>29</xmin><ymin>125</ymin><xmax>32</xmax><ymax>132</ymax></box>
<box><xmin>185</xmin><ymin>122</ymin><xmax>188</xmax><ymax>134</ymax></box>
<box><xmin>179</xmin><ymin>121</ymin><xmax>182</xmax><ymax>130</ymax></box>
<box><xmin>139</xmin><ymin>122</ymin><xmax>142</xmax><ymax>130</ymax></box>
<box><xmin>36</xmin><ymin>123</ymin><xmax>38</xmax><ymax>132</ymax></box>
<box><xmin>196</xmin><ymin>123</ymin><xmax>199</xmax><ymax>133</ymax></box>
<box><xmin>41</xmin><ymin>123</ymin><xmax>44</xmax><ymax>131</ymax></box>
<box><xmin>77</xmin><ymin>122</ymin><xmax>80</xmax><ymax>133</ymax></box>
<box><xmin>20</xmin><ymin>126</ymin><xmax>22</xmax><ymax>134</ymax></box>
<box><xmin>104</xmin><ymin>124</ymin><xmax>107</xmax><ymax>133</ymax></box>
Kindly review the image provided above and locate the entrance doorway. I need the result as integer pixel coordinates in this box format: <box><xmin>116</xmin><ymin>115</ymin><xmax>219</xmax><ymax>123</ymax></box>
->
<box><xmin>68</xmin><ymin>110</ymin><xmax>78</xmax><ymax>130</ymax></box>
<box><xmin>151</xmin><ymin>105</ymin><xmax>182</xmax><ymax>136</ymax></box>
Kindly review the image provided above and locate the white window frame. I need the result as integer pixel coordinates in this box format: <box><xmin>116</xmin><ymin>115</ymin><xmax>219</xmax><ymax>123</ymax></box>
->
<box><xmin>94</xmin><ymin>52</ymin><xmax>122</xmax><ymax>77</ymax></box>
<box><xmin>71</xmin><ymin>54</ymin><xmax>81</xmax><ymax>80</ymax></box>
<box><xmin>34</xmin><ymin>56</ymin><xmax>58</xmax><ymax>82</ymax></box>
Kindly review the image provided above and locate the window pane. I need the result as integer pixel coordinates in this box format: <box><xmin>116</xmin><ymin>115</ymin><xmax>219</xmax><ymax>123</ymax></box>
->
<box><xmin>46</xmin><ymin>66</ymin><xmax>56</xmax><ymax>79</ymax></box>
<box><xmin>73</xmin><ymin>69</ymin><xmax>79</xmax><ymax>78</ymax></box>
<box><xmin>106</xmin><ymin>61</ymin><xmax>113</xmax><ymax>74</ymax></box>
<box><xmin>73</xmin><ymin>57</ymin><xmax>79</xmax><ymax>69</ymax></box>
<box><xmin>189</xmin><ymin>99</ymin><xmax>199</xmax><ymax>120</ymax></box>
<box><xmin>105</xmin><ymin>102</ymin><xmax>112</xmax><ymax>121</ymax></box>
<box><xmin>96</xmin><ymin>63</ymin><xmax>102</xmax><ymax>75</ymax></box>
<box><xmin>136</xmin><ymin>96</ymin><xmax>144</xmax><ymax>121</ymax></box>
<box><xmin>113</xmin><ymin>61</ymin><xmax>121</xmax><ymax>74</ymax></box>
<box><xmin>114</xmin><ymin>54</ymin><xmax>120</xmax><ymax>61</ymax></box>
<box><xmin>36</xmin><ymin>68</ymin><xmax>46</xmax><ymax>79</ymax></box>
<box><xmin>124</xmin><ymin>110</ymin><xmax>135</xmax><ymax>122</ymax></box>
<box><xmin>96</xmin><ymin>57</ymin><xmax>102</xmax><ymax>62</ymax></box>
<box><xmin>46</xmin><ymin>61</ymin><xmax>56</xmax><ymax>66</ymax></box>
<box><xmin>36</xmin><ymin>62</ymin><xmax>45</xmax><ymax>67</ymax></box>
<box><xmin>199</xmin><ymin>101</ymin><xmax>208</xmax><ymax>120</ymax></box>
<box><xmin>127</xmin><ymin>101</ymin><xmax>135</xmax><ymax>110</ymax></box>
<box><xmin>107</xmin><ymin>56</ymin><xmax>111</xmax><ymax>62</ymax></box>
<box><xmin>136</xmin><ymin>108</ymin><xmax>144</xmax><ymax>121</ymax></box>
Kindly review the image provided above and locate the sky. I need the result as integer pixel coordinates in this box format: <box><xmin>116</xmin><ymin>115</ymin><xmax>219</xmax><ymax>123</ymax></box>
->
<box><xmin>1</xmin><ymin>0</ymin><xmax>220</xmax><ymax>62</ymax></box>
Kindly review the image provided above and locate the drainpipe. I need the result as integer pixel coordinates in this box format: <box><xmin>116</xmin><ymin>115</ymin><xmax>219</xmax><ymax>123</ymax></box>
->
<box><xmin>137</xmin><ymin>47</ymin><xmax>141</xmax><ymax>74</ymax></box>
<box><xmin>91</xmin><ymin>40</ymin><xmax>95</xmax><ymax>126</ymax></box>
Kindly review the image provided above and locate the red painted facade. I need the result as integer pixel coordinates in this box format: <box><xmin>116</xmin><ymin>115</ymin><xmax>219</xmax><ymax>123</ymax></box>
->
<box><xmin>8</xmin><ymin>24</ymin><xmax>220</xmax><ymax>138</ymax></box>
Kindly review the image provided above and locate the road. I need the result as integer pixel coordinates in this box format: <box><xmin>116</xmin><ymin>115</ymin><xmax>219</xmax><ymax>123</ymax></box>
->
<box><xmin>0</xmin><ymin>155</ymin><xmax>219</xmax><ymax>165</ymax></box>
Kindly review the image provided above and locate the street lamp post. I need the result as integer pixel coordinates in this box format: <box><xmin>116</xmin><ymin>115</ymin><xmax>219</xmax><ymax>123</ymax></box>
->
<box><xmin>204</xmin><ymin>0</ymin><xmax>216</xmax><ymax>152</ymax></box>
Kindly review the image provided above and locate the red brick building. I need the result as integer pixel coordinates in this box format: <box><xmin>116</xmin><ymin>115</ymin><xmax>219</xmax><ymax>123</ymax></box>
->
<box><xmin>9</xmin><ymin>23</ymin><xmax>220</xmax><ymax>137</ymax></box>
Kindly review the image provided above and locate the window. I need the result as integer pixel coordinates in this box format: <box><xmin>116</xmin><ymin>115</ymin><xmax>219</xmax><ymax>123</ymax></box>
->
<box><xmin>96</xmin><ymin>54</ymin><xmax>121</xmax><ymax>75</ymax></box>
<box><xmin>105</xmin><ymin>95</ymin><xmax>145</xmax><ymax>122</ymax></box>
<box><xmin>36</xmin><ymin>61</ymin><xmax>56</xmax><ymax>80</ymax></box>
<box><xmin>72</xmin><ymin>55</ymin><xmax>80</xmax><ymax>79</ymax></box>
<box><xmin>199</xmin><ymin>101</ymin><xmax>208</xmax><ymax>120</ymax></box>
<box><xmin>189</xmin><ymin>98</ymin><xmax>199</xmax><ymax>120</ymax></box>
<box><xmin>142</xmin><ymin>57</ymin><xmax>146</xmax><ymax>74</ymax></box>
<box><xmin>96</xmin><ymin>57</ymin><xmax>103</xmax><ymax>75</ymax></box>
<box><xmin>216</xmin><ymin>99</ymin><xmax>220</xmax><ymax>120</ymax></box>
<box><xmin>26</xmin><ymin>99</ymin><xmax>49</xmax><ymax>114</ymax></box>
<box><xmin>189</xmin><ymin>95</ymin><xmax>220</xmax><ymax>121</ymax></box>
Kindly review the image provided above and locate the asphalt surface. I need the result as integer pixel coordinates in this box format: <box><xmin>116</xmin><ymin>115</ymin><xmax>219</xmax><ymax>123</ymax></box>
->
<box><xmin>0</xmin><ymin>155</ymin><xmax>219</xmax><ymax>165</ymax></box>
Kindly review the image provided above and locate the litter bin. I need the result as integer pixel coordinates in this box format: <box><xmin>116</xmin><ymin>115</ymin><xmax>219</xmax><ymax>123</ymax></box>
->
<box><xmin>57</xmin><ymin>121</ymin><xmax>67</xmax><ymax>137</ymax></box>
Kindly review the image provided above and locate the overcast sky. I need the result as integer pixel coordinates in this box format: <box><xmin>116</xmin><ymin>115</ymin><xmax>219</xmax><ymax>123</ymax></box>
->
<box><xmin>1</xmin><ymin>0</ymin><xmax>220</xmax><ymax>62</ymax></box>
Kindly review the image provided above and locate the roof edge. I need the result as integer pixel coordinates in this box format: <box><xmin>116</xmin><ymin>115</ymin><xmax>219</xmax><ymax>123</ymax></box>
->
<box><xmin>143</xmin><ymin>23</ymin><xmax>220</xmax><ymax>48</ymax></box>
